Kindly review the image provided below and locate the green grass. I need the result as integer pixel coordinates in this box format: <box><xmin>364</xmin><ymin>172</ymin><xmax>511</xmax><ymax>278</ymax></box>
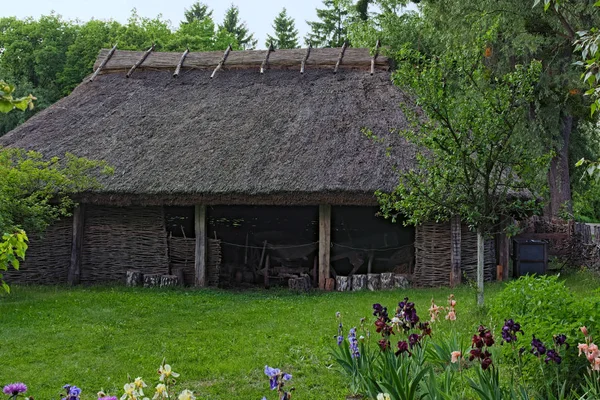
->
<box><xmin>0</xmin><ymin>272</ymin><xmax>597</xmax><ymax>399</ymax></box>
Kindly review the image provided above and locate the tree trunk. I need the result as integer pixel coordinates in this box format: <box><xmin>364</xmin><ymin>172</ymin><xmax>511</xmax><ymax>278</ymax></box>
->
<box><xmin>546</xmin><ymin>114</ymin><xmax>573</xmax><ymax>217</ymax></box>
<box><xmin>477</xmin><ymin>227</ymin><xmax>485</xmax><ymax>307</ymax></box>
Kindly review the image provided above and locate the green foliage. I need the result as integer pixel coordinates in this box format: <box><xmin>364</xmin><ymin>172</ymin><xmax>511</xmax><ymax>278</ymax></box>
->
<box><xmin>219</xmin><ymin>4</ymin><xmax>257</xmax><ymax>50</ymax></box>
<box><xmin>306</xmin><ymin>0</ymin><xmax>352</xmax><ymax>47</ymax></box>
<box><xmin>182</xmin><ymin>2</ymin><xmax>213</xmax><ymax>24</ymax></box>
<box><xmin>0</xmin><ymin>80</ymin><xmax>35</xmax><ymax>113</ymax></box>
<box><xmin>378</xmin><ymin>47</ymin><xmax>549</xmax><ymax>232</ymax></box>
<box><xmin>0</xmin><ymin>229</ymin><xmax>28</xmax><ymax>293</ymax></box>
<box><xmin>265</xmin><ymin>9</ymin><xmax>299</xmax><ymax>49</ymax></box>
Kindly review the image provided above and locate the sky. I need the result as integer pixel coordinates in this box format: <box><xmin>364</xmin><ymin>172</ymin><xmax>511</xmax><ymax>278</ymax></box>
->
<box><xmin>2</xmin><ymin>0</ymin><xmax>334</xmax><ymax>49</ymax></box>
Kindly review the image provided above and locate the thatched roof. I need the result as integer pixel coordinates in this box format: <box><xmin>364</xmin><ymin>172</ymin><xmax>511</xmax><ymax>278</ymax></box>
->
<box><xmin>0</xmin><ymin>47</ymin><xmax>416</xmax><ymax>206</ymax></box>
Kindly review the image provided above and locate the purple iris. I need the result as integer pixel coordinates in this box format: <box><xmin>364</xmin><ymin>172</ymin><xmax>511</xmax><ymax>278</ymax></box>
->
<box><xmin>408</xmin><ymin>333</ymin><xmax>421</xmax><ymax>349</ymax></box>
<box><xmin>348</xmin><ymin>327</ymin><xmax>360</xmax><ymax>358</ymax></box>
<box><xmin>3</xmin><ymin>383</ymin><xmax>27</xmax><ymax>396</ymax></box>
<box><xmin>553</xmin><ymin>334</ymin><xmax>569</xmax><ymax>349</ymax></box>
<box><xmin>337</xmin><ymin>335</ymin><xmax>344</xmax><ymax>346</ymax></box>
<box><xmin>264</xmin><ymin>365</ymin><xmax>291</xmax><ymax>391</ymax></box>
<box><xmin>545</xmin><ymin>349</ymin><xmax>562</xmax><ymax>364</ymax></box>
<box><xmin>373</xmin><ymin>303</ymin><xmax>390</xmax><ymax>321</ymax></box>
<box><xmin>395</xmin><ymin>340</ymin><xmax>411</xmax><ymax>356</ymax></box>
<box><xmin>395</xmin><ymin>297</ymin><xmax>420</xmax><ymax>332</ymax></box>
<box><xmin>501</xmin><ymin>319</ymin><xmax>523</xmax><ymax>343</ymax></box>
<box><xmin>531</xmin><ymin>336</ymin><xmax>547</xmax><ymax>357</ymax></box>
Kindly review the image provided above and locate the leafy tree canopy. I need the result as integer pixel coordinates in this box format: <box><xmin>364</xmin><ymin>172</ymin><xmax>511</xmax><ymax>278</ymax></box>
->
<box><xmin>266</xmin><ymin>8</ymin><xmax>299</xmax><ymax>49</ymax></box>
<box><xmin>219</xmin><ymin>4</ymin><xmax>257</xmax><ymax>50</ymax></box>
<box><xmin>306</xmin><ymin>0</ymin><xmax>352</xmax><ymax>47</ymax></box>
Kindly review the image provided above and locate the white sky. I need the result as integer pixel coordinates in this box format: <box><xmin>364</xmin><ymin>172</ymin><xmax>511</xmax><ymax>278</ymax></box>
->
<box><xmin>2</xmin><ymin>0</ymin><xmax>336</xmax><ymax>49</ymax></box>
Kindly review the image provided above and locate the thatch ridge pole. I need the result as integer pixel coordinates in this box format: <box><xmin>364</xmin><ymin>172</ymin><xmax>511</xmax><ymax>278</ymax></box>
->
<box><xmin>370</xmin><ymin>39</ymin><xmax>381</xmax><ymax>75</ymax></box>
<box><xmin>334</xmin><ymin>41</ymin><xmax>348</xmax><ymax>74</ymax></box>
<box><xmin>450</xmin><ymin>215</ymin><xmax>461</xmax><ymax>287</ymax></box>
<box><xmin>126</xmin><ymin>44</ymin><xmax>155</xmax><ymax>78</ymax></box>
<box><xmin>194</xmin><ymin>205</ymin><xmax>207</xmax><ymax>287</ymax></box>
<box><xmin>90</xmin><ymin>44</ymin><xmax>117</xmax><ymax>82</ymax></box>
<box><xmin>211</xmin><ymin>44</ymin><xmax>232</xmax><ymax>78</ymax></box>
<box><xmin>67</xmin><ymin>204</ymin><xmax>85</xmax><ymax>285</ymax></box>
<box><xmin>173</xmin><ymin>48</ymin><xmax>190</xmax><ymax>78</ymax></box>
<box><xmin>260</xmin><ymin>43</ymin><xmax>275</xmax><ymax>74</ymax></box>
<box><xmin>300</xmin><ymin>44</ymin><xmax>312</xmax><ymax>74</ymax></box>
<box><xmin>319</xmin><ymin>205</ymin><xmax>331</xmax><ymax>290</ymax></box>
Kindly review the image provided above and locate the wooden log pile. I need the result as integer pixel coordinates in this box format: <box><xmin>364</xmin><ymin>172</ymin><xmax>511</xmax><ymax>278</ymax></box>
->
<box><xmin>288</xmin><ymin>274</ymin><xmax>311</xmax><ymax>291</ymax></box>
<box><xmin>336</xmin><ymin>272</ymin><xmax>409</xmax><ymax>291</ymax></box>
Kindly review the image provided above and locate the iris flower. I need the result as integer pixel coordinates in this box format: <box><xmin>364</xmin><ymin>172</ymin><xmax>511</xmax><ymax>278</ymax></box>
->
<box><xmin>177</xmin><ymin>390</ymin><xmax>195</xmax><ymax>400</ymax></box>
<box><xmin>158</xmin><ymin>364</ymin><xmax>180</xmax><ymax>382</ymax></box>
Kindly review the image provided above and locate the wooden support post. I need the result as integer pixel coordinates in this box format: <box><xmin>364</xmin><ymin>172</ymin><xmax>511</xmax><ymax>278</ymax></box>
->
<box><xmin>319</xmin><ymin>205</ymin><xmax>331</xmax><ymax>290</ymax></box>
<box><xmin>334</xmin><ymin>41</ymin><xmax>348</xmax><ymax>74</ymax></box>
<box><xmin>300</xmin><ymin>44</ymin><xmax>312</xmax><ymax>74</ymax></box>
<box><xmin>67</xmin><ymin>204</ymin><xmax>85</xmax><ymax>285</ymax></box>
<box><xmin>497</xmin><ymin>228</ymin><xmax>510</xmax><ymax>282</ymax></box>
<box><xmin>173</xmin><ymin>48</ymin><xmax>190</xmax><ymax>78</ymax></box>
<box><xmin>370</xmin><ymin>39</ymin><xmax>381</xmax><ymax>75</ymax></box>
<box><xmin>450</xmin><ymin>215</ymin><xmax>461</xmax><ymax>287</ymax></box>
<box><xmin>89</xmin><ymin>44</ymin><xmax>117</xmax><ymax>82</ymax></box>
<box><xmin>211</xmin><ymin>44</ymin><xmax>232</xmax><ymax>78</ymax></box>
<box><xmin>126</xmin><ymin>44</ymin><xmax>155</xmax><ymax>78</ymax></box>
<box><xmin>194</xmin><ymin>205</ymin><xmax>207</xmax><ymax>287</ymax></box>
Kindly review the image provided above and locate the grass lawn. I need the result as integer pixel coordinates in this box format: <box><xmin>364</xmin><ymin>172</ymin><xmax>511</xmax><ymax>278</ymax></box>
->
<box><xmin>0</xmin><ymin>272</ymin><xmax>598</xmax><ymax>400</ymax></box>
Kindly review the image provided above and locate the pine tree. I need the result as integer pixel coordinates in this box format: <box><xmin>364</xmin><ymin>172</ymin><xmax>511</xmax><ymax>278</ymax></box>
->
<box><xmin>265</xmin><ymin>8</ymin><xmax>299</xmax><ymax>49</ymax></box>
<box><xmin>306</xmin><ymin>0</ymin><xmax>351</xmax><ymax>47</ymax></box>
<box><xmin>183</xmin><ymin>2</ymin><xmax>213</xmax><ymax>24</ymax></box>
<box><xmin>220</xmin><ymin>4</ymin><xmax>257</xmax><ymax>50</ymax></box>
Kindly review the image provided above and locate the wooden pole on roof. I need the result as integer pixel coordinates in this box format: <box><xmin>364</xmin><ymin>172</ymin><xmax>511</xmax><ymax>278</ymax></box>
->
<box><xmin>318</xmin><ymin>205</ymin><xmax>332</xmax><ymax>290</ymax></box>
<box><xmin>334</xmin><ymin>41</ymin><xmax>348</xmax><ymax>74</ymax></box>
<box><xmin>173</xmin><ymin>48</ymin><xmax>190</xmax><ymax>78</ymax></box>
<box><xmin>211</xmin><ymin>44</ymin><xmax>232</xmax><ymax>78</ymax></box>
<box><xmin>126</xmin><ymin>44</ymin><xmax>155</xmax><ymax>78</ymax></box>
<box><xmin>67</xmin><ymin>204</ymin><xmax>85</xmax><ymax>285</ymax></box>
<box><xmin>300</xmin><ymin>44</ymin><xmax>312</xmax><ymax>74</ymax></box>
<box><xmin>370</xmin><ymin>39</ymin><xmax>381</xmax><ymax>75</ymax></box>
<box><xmin>260</xmin><ymin>43</ymin><xmax>275</xmax><ymax>74</ymax></box>
<box><xmin>89</xmin><ymin>44</ymin><xmax>117</xmax><ymax>82</ymax></box>
<box><xmin>194</xmin><ymin>205</ymin><xmax>207</xmax><ymax>287</ymax></box>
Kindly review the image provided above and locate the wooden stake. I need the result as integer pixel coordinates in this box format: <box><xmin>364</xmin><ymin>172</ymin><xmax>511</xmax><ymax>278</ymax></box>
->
<box><xmin>318</xmin><ymin>205</ymin><xmax>331</xmax><ymax>290</ymax></box>
<box><xmin>67</xmin><ymin>204</ymin><xmax>85</xmax><ymax>285</ymax></box>
<box><xmin>370</xmin><ymin>39</ymin><xmax>381</xmax><ymax>75</ymax></box>
<box><xmin>300</xmin><ymin>44</ymin><xmax>312</xmax><ymax>74</ymax></box>
<box><xmin>264</xmin><ymin>255</ymin><xmax>270</xmax><ymax>289</ymax></box>
<box><xmin>90</xmin><ymin>44</ymin><xmax>117</xmax><ymax>82</ymax></box>
<box><xmin>450</xmin><ymin>215</ymin><xmax>461</xmax><ymax>287</ymax></box>
<box><xmin>334</xmin><ymin>41</ymin><xmax>348</xmax><ymax>74</ymax></box>
<box><xmin>211</xmin><ymin>44</ymin><xmax>232</xmax><ymax>78</ymax></box>
<box><xmin>260</xmin><ymin>43</ymin><xmax>274</xmax><ymax>74</ymax></box>
<box><xmin>126</xmin><ymin>44</ymin><xmax>155</xmax><ymax>78</ymax></box>
<box><xmin>194</xmin><ymin>205</ymin><xmax>207</xmax><ymax>287</ymax></box>
<box><xmin>173</xmin><ymin>48</ymin><xmax>189</xmax><ymax>78</ymax></box>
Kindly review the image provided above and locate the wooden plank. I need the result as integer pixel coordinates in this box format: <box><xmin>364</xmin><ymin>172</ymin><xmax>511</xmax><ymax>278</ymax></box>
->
<box><xmin>89</xmin><ymin>44</ymin><xmax>117</xmax><ymax>82</ymax></box>
<box><xmin>319</xmin><ymin>205</ymin><xmax>331</xmax><ymax>290</ymax></box>
<box><xmin>194</xmin><ymin>205</ymin><xmax>207</xmax><ymax>287</ymax></box>
<box><xmin>67</xmin><ymin>204</ymin><xmax>85</xmax><ymax>285</ymax></box>
<box><xmin>450</xmin><ymin>215</ymin><xmax>461</xmax><ymax>287</ymax></box>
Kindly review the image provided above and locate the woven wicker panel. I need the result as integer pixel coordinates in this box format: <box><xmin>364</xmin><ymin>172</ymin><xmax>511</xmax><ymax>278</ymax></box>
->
<box><xmin>168</xmin><ymin>236</ymin><xmax>221</xmax><ymax>286</ymax></box>
<box><xmin>81</xmin><ymin>206</ymin><xmax>169</xmax><ymax>283</ymax></box>
<box><xmin>3</xmin><ymin>217</ymin><xmax>73</xmax><ymax>285</ymax></box>
<box><xmin>414</xmin><ymin>222</ymin><xmax>495</xmax><ymax>287</ymax></box>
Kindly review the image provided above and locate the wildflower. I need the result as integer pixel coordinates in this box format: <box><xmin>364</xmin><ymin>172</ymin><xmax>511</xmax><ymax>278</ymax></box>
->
<box><xmin>134</xmin><ymin>378</ymin><xmax>147</xmax><ymax>390</ymax></box>
<box><xmin>579</xmin><ymin>343</ymin><xmax>589</xmax><ymax>356</ymax></box>
<box><xmin>158</xmin><ymin>364</ymin><xmax>180</xmax><ymax>382</ymax></box>
<box><xmin>481</xmin><ymin>356</ymin><xmax>493</xmax><ymax>370</ymax></box>
<box><xmin>451</xmin><ymin>351</ymin><xmax>462</xmax><ymax>363</ymax></box>
<box><xmin>501</xmin><ymin>319</ymin><xmax>523</xmax><ymax>343</ymax></box>
<box><xmin>396</xmin><ymin>297</ymin><xmax>420</xmax><ymax>331</ymax></box>
<box><xmin>395</xmin><ymin>340</ymin><xmax>411</xmax><ymax>356</ymax></box>
<box><xmin>445</xmin><ymin>294</ymin><xmax>457</xmax><ymax>321</ymax></box>
<box><xmin>531</xmin><ymin>336</ymin><xmax>547</xmax><ymax>357</ymax></box>
<box><xmin>373</xmin><ymin>303</ymin><xmax>390</xmax><ymax>321</ymax></box>
<box><xmin>418</xmin><ymin>322</ymin><xmax>432</xmax><ymax>337</ymax></box>
<box><xmin>553</xmin><ymin>334</ymin><xmax>569</xmax><ymax>349</ymax></box>
<box><xmin>445</xmin><ymin>311</ymin><xmax>456</xmax><ymax>321</ymax></box>
<box><xmin>545</xmin><ymin>349</ymin><xmax>562</xmax><ymax>364</ymax></box>
<box><xmin>429</xmin><ymin>299</ymin><xmax>441</xmax><ymax>322</ymax></box>
<box><xmin>152</xmin><ymin>384</ymin><xmax>167</xmax><ymax>400</ymax></box>
<box><xmin>377</xmin><ymin>394</ymin><xmax>391</xmax><ymax>400</ymax></box>
<box><xmin>3</xmin><ymin>383</ymin><xmax>27</xmax><ymax>396</ymax></box>
<box><xmin>64</xmin><ymin>386</ymin><xmax>81</xmax><ymax>400</ymax></box>
<box><xmin>594</xmin><ymin>357</ymin><xmax>600</xmax><ymax>372</ymax></box>
<box><xmin>408</xmin><ymin>333</ymin><xmax>421</xmax><ymax>349</ymax></box>
<box><xmin>336</xmin><ymin>335</ymin><xmax>344</xmax><ymax>346</ymax></box>
<box><xmin>264</xmin><ymin>365</ymin><xmax>292</xmax><ymax>391</ymax></box>
<box><xmin>581</xmin><ymin>326</ymin><xmax>589</xmax><ymax>337</ymax></box>
<box><xmin>121</xmin><ymin>384</ymin><xmax>136</xmax><ymax>400</ymax></box>
<box><xmin>378</xmin><ymin>339</ymin><xmax>391</xmax><ymax>351</ymax></box>
<box><xmin>177</xmin><ymin>390</ymin><xmax>195</xmax><ymax>400</ymax></box>
<box><xmin>348</xmin><ymin>327</ymin><xmax>360</xmax><ymax>358</ymax></box>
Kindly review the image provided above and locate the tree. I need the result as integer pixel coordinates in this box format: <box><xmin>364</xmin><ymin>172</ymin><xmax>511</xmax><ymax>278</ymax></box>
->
<box><xmin>265</xmin><ymin>9</ymin><xmax>299</xmax><ymax>49</ymax></box>
<box><xmin>0</xmin><ymin>81</ymin><xmax>35</xmax><ymax>113</ymax></box>
<box><xmin>183</xmin><ymin>2</ymin><xmax>213</xmax><ymax>24</ymax></box>
<box><xmin>350</xmin><ymin>0</ymin><xmax>600</xmax><ymax>217</ymax></box>
<box><xmin>220</xmin><ymin>4</ymin><xmax>257</xmax><ymax>50</ymax></box>
<box><xmin>376</xmin><ymin>47</ymin><xmax>549</xmax><ymax>306</ymax></box>
<box><xmin>306</xmin><ymin>0</ymin><xmax>351</xmax><ymax>47</ymax></box>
